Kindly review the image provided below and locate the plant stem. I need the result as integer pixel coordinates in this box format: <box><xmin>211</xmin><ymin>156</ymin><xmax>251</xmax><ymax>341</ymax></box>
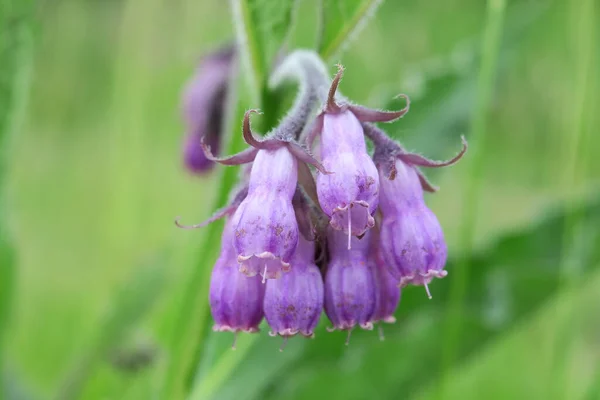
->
<box><xmin>440</xmin><ymin>0</ymin><xmax>506</xmax><ymax>396</ymax></box>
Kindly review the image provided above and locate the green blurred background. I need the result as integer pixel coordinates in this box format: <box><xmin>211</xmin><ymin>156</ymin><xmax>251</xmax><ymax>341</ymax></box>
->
<box><xmin>2</xmin><ymin>0</ymin><xmax>600</xmax><ymax>399</ymax></box>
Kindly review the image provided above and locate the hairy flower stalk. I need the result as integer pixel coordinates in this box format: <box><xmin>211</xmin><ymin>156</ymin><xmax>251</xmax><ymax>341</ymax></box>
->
<box><xmin>363</xmin><ymin>123</ymin><xmax>467</xmax><ymax>298</ymax></box>
<box><xmin>181</xmin><ymin>45</ymin><xmax>234</xmax><ymax>173</ymax></box>
<box><xmin>209</xmin><ymin>217</ymin><xmax>265</xmax><ymax>348</ymax></box>
<box><xmin>311</xmin><ymin>65</ymin><xmax>410</xmax><ymax>248</ymax></box>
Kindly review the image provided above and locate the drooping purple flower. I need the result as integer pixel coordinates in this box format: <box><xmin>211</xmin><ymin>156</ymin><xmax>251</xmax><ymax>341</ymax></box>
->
<box><xmin>378</xmin><ymin>158</ymin><xmax>449</xmax><ymax>296</ymax></box>
<box><xmin>324</xmin><ymin>228</ymin><xmax>376</xmax><ymax>343</ymax></box>
<box><xmin>362</xmin><ymin>123</ymin><xmax>467</xmax><ymax>298</ymax></box>
<box><xmin>316</xmin><ymin>110</ymin><xmax>380</xmax><ymax>240</ymax></box>
<box><xmin>264</xmin><ymin>234</ymin><xmax>324</xmax><ymax>341</ymax></box>
<box><xmin>209</xmin><ymin>218</ymin><xmax>265</xmax><ymax>346</ymax></box>
<box><xmin>231</xmin><ymin>145</ymin><xmax>299</xmax><ymax>280</ymax></box>
<box><xmin>181</xmin><ymin>45</ymin><xmax>234</xmax><ymax>173</ymax></box>
<box><xmin>370</xmin><ymin>243</ymin><xmax>401</xmax><ymax>325</ymax></box>
<box><xmin>196</xmin><ymin>109</ymin><xmax>330</xmax><ymax>281</ymax></box>
<box><xmin>311</xmin><ymin>65</ymin><xmax>410</xmax><ymax>247</ymax></box>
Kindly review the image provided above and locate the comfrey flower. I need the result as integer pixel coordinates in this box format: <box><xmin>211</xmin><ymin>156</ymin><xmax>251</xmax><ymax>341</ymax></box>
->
<box><xmin>181</xmin><ymin>45</ymin><xmax>234</xmax><ymax>173</ymax></box>
<box><xmin>203</xmin><ymin>110</ymin><xmax>330</xmax><ymax>280</ymax></box>
<box><xmin>176</xmin><ymin>50</ymin><xmax>467</xmax><ymax>346</ymax></box>
<box><xmin>310</xmin><ymin>65</ymin><xmax>410</xmax><ymax>248</ymax></box>
<box><xmin>209</xmin><ymin>217</ymin><xmax>265</xmax><ymax>348</ymax></box>
<box><xmin>363</xmin><ymin>123</ymin><xmax>467</xmax><ymax>298</ymax></box>
<box><xmin>324</xmin><ymin>227</ymin><xmax>377</xmax><ymax>344</ymax></box>
<box><xmin>264</xmin><ymin>234</ymin><xmax>324</xmax><ymax>348</ymax></box>
<box><xmin>369</xmin><ymin>242</ymin><xmax>401</xmax><ymax>340</ymax></box>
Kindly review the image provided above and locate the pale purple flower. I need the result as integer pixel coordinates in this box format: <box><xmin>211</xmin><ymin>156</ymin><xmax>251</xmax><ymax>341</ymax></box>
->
<box><xmin>264</xmin><ymin>235</ymin><xmax>324</xmax><ymax>341</ymax></box>
<box><xmin>310</xmin><ymin>65</ymin><xmax>410</xmax><ymax>247</ymax></box>
<box><xmin>370</xmin><ymin>244</ymin><xmax>401</xmax><ymax>325</ymax></box>
<box><xmin>324</xmin><ymin>228</ymin><xmax>376</xmax><ymax>343</ymax></box>
<box><xmin>209</xmin><ymin>219</ymin><xmax>265</xmax><ymax>347</ymax></box>
<box><xmin>231</xmin><ymin>146</ymin><xmax>299</xmax><ymax>280</ymax></box>
<box><xmin>363</xmin><ymin>123</ymin><xmax>467</xmax><ymax>298</ymax></box>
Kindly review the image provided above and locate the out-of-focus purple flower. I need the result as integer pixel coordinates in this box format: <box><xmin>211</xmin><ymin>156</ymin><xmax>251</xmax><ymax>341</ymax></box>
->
<box><xmin>324</xmin><ymin>228</ymin><xmax>376</xmax><ymax>343</ymax></box>
<box><xmin>370</xmin><ymin>243</ymin><xmax>401</xmax><ymax>325</ymax></box>
<box><xmin>209</xmin><ymin>218</ymin><xmax>265</xmax><ymax>346</ymax></box>
<box><xmin>311</xmin><ymin>66</ymin><xmax>410</xmax><ymax>247</ymax></box>
<box><xmin>231</xmin><ymin>146</ymin><xmax>299</xmax><ymax>280</ymax></box>
<box><xmin>181</xmin><ymin>45</ymin><xmax>234</xmax><ymax>173</ymax></box>
<box><xmin>264</xmin><ymin>235</ymin><xmax>324</xmax><ymax>340</ymax></box>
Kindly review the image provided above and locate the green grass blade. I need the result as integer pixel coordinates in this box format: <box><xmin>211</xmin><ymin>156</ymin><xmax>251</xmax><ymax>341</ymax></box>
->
<box><xmin>550</xmin><ymin>0</ymin><xmax>596</xmax><ymax>396</ymax></box>
<box><xmin>318</xmin><ymin>0</ymin><xmax>383</xmax><ymax>61</ymax></box>
<box><xmin>441</xmin><ymin>0</ymin><xmax>506</xmax><ymax>389</ymax></box>
<box><xmin>0</xmin><ymin>0</ymin><xmax>36</xmax><ymax>377</ymax></box>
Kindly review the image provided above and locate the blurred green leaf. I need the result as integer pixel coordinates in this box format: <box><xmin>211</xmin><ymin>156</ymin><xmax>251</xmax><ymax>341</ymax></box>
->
<box><xmin>2</xmin><ymin>367</ymin><xmax>36</xmax><ymax>400</ymax></box>
<box><xmin>249</xmin><ymin>195</ymin><xmax>600</xmax><ymax>400</ymax></box>
<box><xmin>0</xmin><ymin>0</ymin><xmax>35</xmax><ymax>385</ymax></box>
<box><xmin>189</xmin><ymin>322</ymin><xmax>306</xmax><ymax>400</ymax></box>
<box><xmin>55</xmin><ymin>254</ymin><xmax>167</xmax><ymax>400</ymax></box>
<box><xmin>231</xmin><ymin>0</ymin><xmax>300</xmax><ymax>101</ymax></box>
<box><xmin>384</xmin><ymin>0</ymin><xmax>547</xmax><ymax>157</ymax></box>
<box><xmin>317</xmin><ymin>0</ymin><xmax>383</xmax><ymax>60</ymax></box>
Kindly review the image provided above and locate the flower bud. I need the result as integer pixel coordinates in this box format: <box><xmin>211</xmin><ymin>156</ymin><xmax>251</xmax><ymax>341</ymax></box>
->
<box><xmin>231</xmin><ymin>147</ymin><xmax>299</xmax><ymax>280</ymax></box>
<box><xmin>209</xmin><ymin>219</ymin><xmax>265</xmax><ymax>337</ymax></box>
<box><xmin>324</xmin><ymin>228</ymin><xmax>376</xmax><ymax>337</ymax></box>
<box><xmin>181</xmin><ymin>45</ymin><xmax>234</xmax><ymax>173</ymax></box>
<box><xmin>378</xmin><ymin>159</ymin><xmax>448</xmax><ymax>297</ymax></box>
<box><xmin>264</xmin><ymin>236</ymin><xmax>324</xmax><ymax>339</ymax></box>
<box><xmin>316</xmin><ymin>111</ymin><xmax>379</xmax><ymax>242</ymax></box>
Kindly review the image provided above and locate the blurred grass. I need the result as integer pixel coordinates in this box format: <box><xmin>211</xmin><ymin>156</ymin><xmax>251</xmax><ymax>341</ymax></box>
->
<box><xmin>3</xmin><ymin>0</ymin><xmax>600</xmax><ymax>398</ymax></box>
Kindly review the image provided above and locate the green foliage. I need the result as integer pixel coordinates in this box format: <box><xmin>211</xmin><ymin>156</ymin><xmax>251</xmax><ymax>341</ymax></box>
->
<box><xmin>318</xmin><ymin>0</ymin><xmax>383</xmax><ymax>60</ymax></box>
<box><xmin>232</xmin><ymin>0</ymin><xmax>300</xmax><ymax>101</ymax></box>
<box><xmin>0</xmin><ymin>1</ymin><xmax>35</xmax><ymax>394</ymax></box>
<box><xmin>4</xmin><ymin>0</ymin><xmax>600</xmax><ymax>399</ymax></box>
<box><xmin>56</xmin><ymin>255</ymin><xmax>167</xmax><ymax>400</ymax></box>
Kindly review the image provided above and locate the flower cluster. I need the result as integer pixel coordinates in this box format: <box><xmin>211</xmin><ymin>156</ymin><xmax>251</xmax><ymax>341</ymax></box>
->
<box><xmin>177</xmin><ymin>50</ymin><xmax>466</xmax><ymax>348</ymax></box>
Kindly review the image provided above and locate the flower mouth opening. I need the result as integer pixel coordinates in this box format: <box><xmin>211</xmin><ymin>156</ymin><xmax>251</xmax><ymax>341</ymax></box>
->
<box><xmin>212</xmin><ymin>324</ymin><xmax>259</xmax><ymax>334</ymax></box>
<box><xmin>329</xmin><ymin>201</ymin><xmax>375</xmax><ymax>248</ymax></box>
<box><xmin>238</xmin><ymin>252</ymin><xmax>291</xmax><ymax>281</ymax></box>
<box><xmin>398</xmin><ymin>269</ymin><xmax>448</xmax><ymax>287</ymax></box>
<box><xmin>399</xmin><ymin>270</ymin><xmax>448</xmax><ymax>299</ymax></box>
<box><xmin>268</xmin><ymin>328</ymin><xmax>315</xmax><ymax>339</ymax></box>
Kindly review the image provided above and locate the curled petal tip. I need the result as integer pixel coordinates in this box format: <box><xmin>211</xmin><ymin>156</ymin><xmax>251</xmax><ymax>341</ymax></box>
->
<box><xmin>174</xmin><ymin>216</ymin><xmax>204</xmax><ymax>230</ymax></box>
<box><xmin>326</xmin><ymin>64</ymin><xmax>345</xmax><ymax>113</ymax></box>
